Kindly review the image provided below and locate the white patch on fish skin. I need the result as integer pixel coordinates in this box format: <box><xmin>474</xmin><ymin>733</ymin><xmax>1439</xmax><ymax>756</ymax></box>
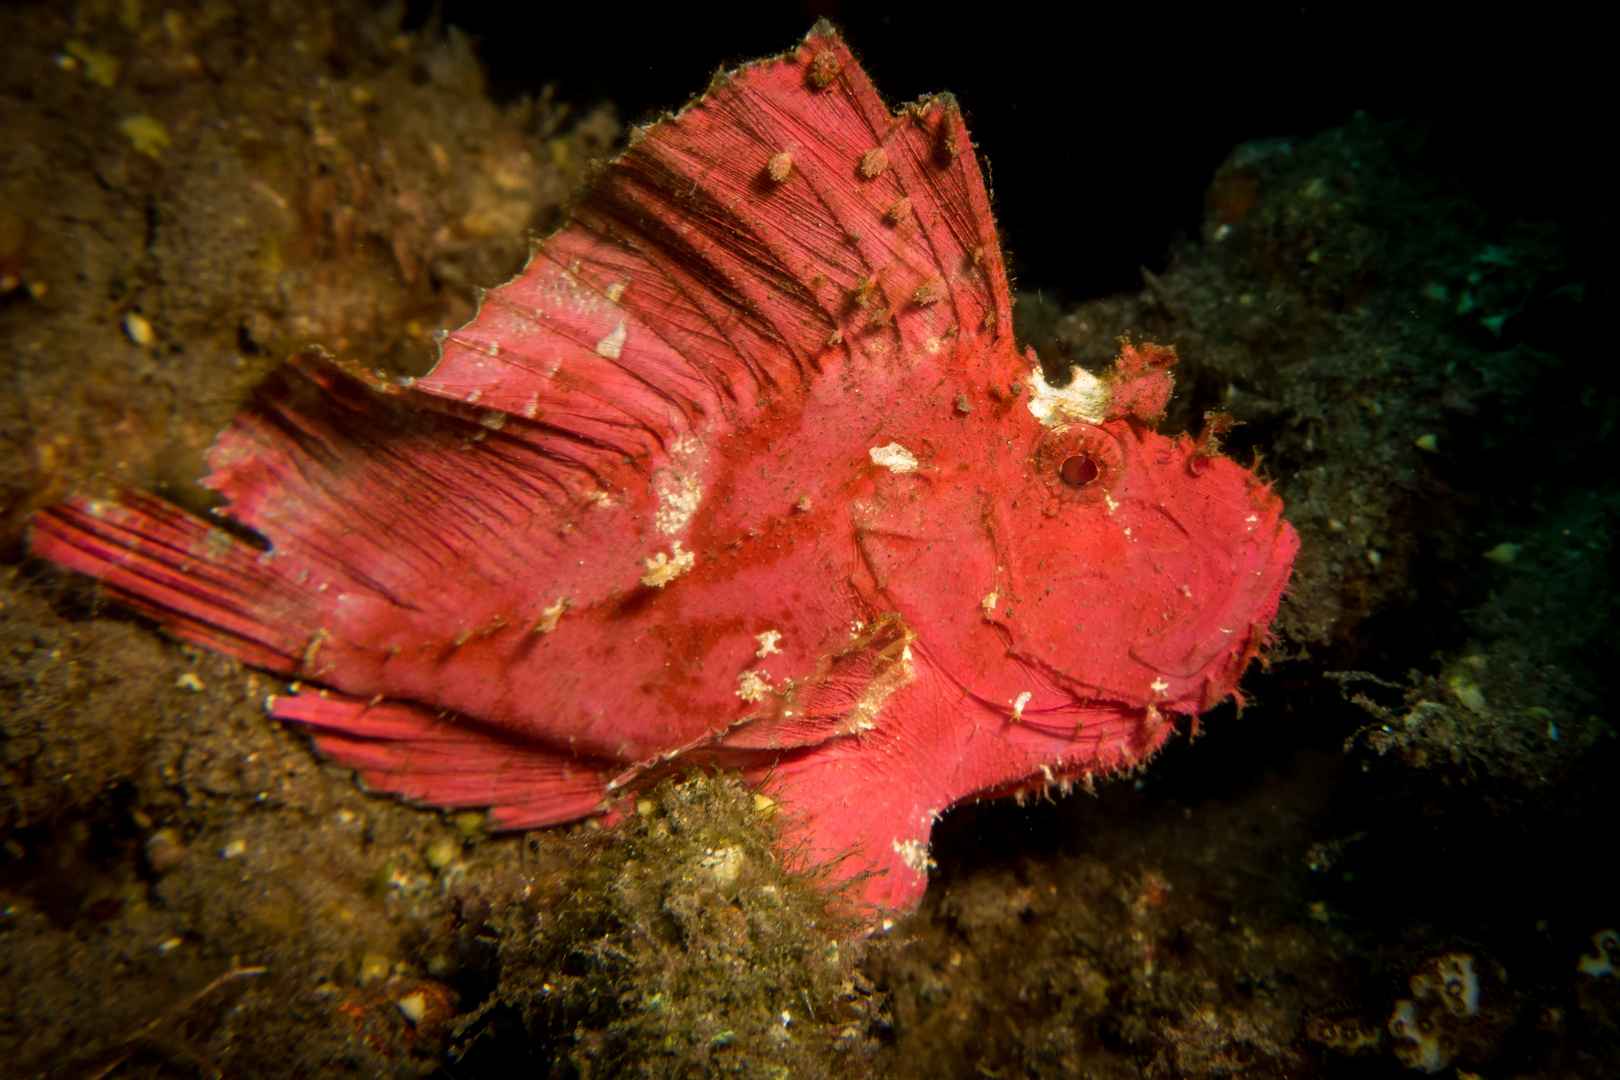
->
<box><xmin>980</xmin><ymin>591</ymin><xmax>999</xmax><ymax>613</ymax></box>
<box><xmin>653</xmin><ymin>432</ymin><xmax>706</xmax><ymax>537</ymax></box>
<box><xmin>754</xmin><ymin>630</ymin><xmax>783</xmax><ymax>657</ymax></box>
<box><xmin>869</xmin><ymin>442</ymin><xmax>919</xmax><ymax>474</ymax></box>
<box><xmin>641</xmin><ymin>542</ymin><xmax>695</xmax><ymax>588</ymax></box>
<box><xmin>735</xmin><ymin>669</ymin><xmax>773</xmax><ymax>703</ymax></box>
<box><xmin>1010</xmin><ymin>691</ymin><xmax>1032</xmax><ymax>721</ymax></box>
<box><xmin>892</xmin><ymin>837</ymin><xmax>936</xmax><ymax>873</ymax></box>
<box><xmin>1026</xmin><ymin>362</ymin><xmax>1110</xmax><ymax>426</ymax></box>
<box><xmin>534</xmin><ymin>597</ymin><xmax>569</xmax><ymax>634</ymax></box>
<box><xmin>595</xmin><ymin>320</ymin><xmax>627</xmax><ymax>359</ymax></box>
<box><xmin>1150</xmin><ymin>677</ymin><xmax>1169</xmax><ymax>694</ymax></box>
<box><xmin>604</xmin><ymin>280</ymin><xmax>629</xmax><ymax>303</ymax></box>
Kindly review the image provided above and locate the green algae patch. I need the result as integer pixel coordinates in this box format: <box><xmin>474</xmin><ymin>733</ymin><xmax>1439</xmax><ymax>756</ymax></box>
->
<box><xmin>472</xmin><ymin>774</ymin><xmax>885</xmax><ymax>1080</ymax></box>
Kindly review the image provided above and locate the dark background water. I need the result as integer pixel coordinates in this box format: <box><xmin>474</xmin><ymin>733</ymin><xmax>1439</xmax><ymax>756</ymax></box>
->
<box><xmin>407</xmin><ymin>0</ymin><xmax>1605</xmax><ymax>307</ymax></box>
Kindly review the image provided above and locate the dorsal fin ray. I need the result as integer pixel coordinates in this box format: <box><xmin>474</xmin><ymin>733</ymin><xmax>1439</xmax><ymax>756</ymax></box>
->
<box><xmin>416</xmin><ymin>23</ymin><xmax>1013</xmax><ymax>438</ymax></box>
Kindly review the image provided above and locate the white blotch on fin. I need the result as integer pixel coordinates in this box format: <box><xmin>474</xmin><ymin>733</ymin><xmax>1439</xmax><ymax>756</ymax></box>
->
<box><xmin>1011</xmin><ymin>691</ymin><xmax>1032</xmax><ymax>721</ymax></box>
<box><xmin>1026</xmin><ymin>362</ymin><xmax>1110</xmax><ymax>426</ymax></box>
<box><xmin>534</xmin><ymin>597</ymin><xmax>569</xmax><ymax>634</ymax></box>
<box><xmin>641</xmin><ymin>542</ymin><xmax>695</xmax><ymax>588</ymax></box>
<box><xmin>595</xmin><ymin>320</ymin><xmax>627</xmax><ymax>359</ymax></box>
<box><xmin>892</xmin><ymin>837</ymin><xmax>935</xmax><ymax>873</ymax></box>
<box><xmin>754</xmin><ymin>630</ymin><xmax>783</xmax><ymax>658</ymax></box>
<box><xmin>735</xmin><ymin>670</ymin><xmax>773</xmax><ymax>703</ymax></box>
<box><xmin>653</xmin><ymin>433</ymin><xmax>707</xmax><ymax>537</ymax></box>
<box><xmin>869</xmin><ymin>442</ymin><xmax>919</xmax><ymax>474</ymax></box>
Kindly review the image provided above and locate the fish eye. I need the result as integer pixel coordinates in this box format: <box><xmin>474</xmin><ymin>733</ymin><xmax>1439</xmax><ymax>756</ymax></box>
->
<box><xmin>1035</xmin><ymin>423</ymin><xmax>1124</xmax><ymax>505</ymax></box>
<box><xmin>1059</xmin><ymin>454</ymin><xmax>1098</xmax><ymax>487</ymax></box>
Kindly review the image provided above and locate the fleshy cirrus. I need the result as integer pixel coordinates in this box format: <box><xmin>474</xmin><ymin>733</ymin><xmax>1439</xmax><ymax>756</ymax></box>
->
<box><xmin>31</xmin><ymin>23</ymin><xmax>1297</xmax><ymax>913</ymax></box>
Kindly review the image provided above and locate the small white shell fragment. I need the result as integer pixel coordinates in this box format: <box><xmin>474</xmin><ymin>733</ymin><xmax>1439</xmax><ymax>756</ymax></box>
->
<box><xmin>1010</xmin><ymin>691</ymin><xmax>1032</xmax><ymax>721</ymax></box>
<box><xmin>1578</xmin><ymin>929</ymin><xmax>1619</xmax><ymax>978</ymax></box>
<box><xmin>754</xmin><ymin>630</ymin><xmax>783</xmax><ymax>657</ymax></box>
<box><xmin>424</xmin><ymin>836</ymin><xmax>460</xmax><ymax>870</ymax></box>
<box><xmin>868</xmin><ymin>442</ymin><xmax>918</xmax><ymax>474</ymax></box>
<box><xmin>700</xmin><ymin>844</ymin><xmax>744</xmax><ymax>885</ymax></box>
<box><xmin>395</xmin><ymin>993</ymin><xmax>428</xmax><ymax>1025</ymax></box>
<box><xmin>123</xmin><ymin>311</ymin><xmax>155</xmax><ymax>346</ymax></box>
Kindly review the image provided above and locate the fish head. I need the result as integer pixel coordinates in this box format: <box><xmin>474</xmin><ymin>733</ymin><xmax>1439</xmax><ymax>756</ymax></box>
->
<box><xmin>982</xmin><ymin>344</ymin><xmax>1298</xmax><ymax>714</ymax></box>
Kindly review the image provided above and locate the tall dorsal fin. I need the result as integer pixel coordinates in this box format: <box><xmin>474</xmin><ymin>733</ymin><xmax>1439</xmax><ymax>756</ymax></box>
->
<box><xmin>416</xmin><ymin>23</ymin><xmax>1013</xmax><ymax>456</ymax></box>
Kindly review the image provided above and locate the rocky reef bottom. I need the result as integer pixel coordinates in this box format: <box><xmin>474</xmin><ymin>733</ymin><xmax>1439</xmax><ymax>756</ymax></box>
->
<box><xmin>2</xmin><ymin>3</ymin><xmax>1614</xmax><ymax>1078</ymax></box>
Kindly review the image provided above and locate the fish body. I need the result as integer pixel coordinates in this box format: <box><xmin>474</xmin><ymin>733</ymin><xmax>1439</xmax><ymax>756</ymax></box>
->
<box><xmin>31</xmin><ymin>24</ymin><xmax>1297</xmax><ymax>912</ymax></box>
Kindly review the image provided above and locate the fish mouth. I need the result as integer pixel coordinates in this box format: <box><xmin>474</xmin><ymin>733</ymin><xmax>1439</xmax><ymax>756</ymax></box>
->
<box><xmin>1128</xmin><ymin>512</ymin><xmax>1297</xmax><ymax>683</ymax></box>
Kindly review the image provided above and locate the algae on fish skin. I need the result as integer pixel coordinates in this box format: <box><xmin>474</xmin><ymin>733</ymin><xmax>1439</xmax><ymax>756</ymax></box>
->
<box><xmin>470</xmin><ymin>773</ymin><xmax>885</xmax><ymax>1080</ymax></box>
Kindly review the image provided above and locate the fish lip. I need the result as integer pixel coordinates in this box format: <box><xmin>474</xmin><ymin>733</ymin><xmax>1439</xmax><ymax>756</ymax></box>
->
<box><xmin>994</xmin><ymin>650</ymin><xmax>1147</xmax><ymax>714</ymax></box>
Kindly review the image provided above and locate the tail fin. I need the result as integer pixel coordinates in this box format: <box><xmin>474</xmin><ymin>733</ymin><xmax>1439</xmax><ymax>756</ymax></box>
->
<box><xmin>28</xmin><ymin>497</ymin><xmax>618</xmax><ymax>830</ymax></box>
<box><xmin>27</xmin><ymin>492</ymin><xmax>305</xmax><ymax>673</ymax></box>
